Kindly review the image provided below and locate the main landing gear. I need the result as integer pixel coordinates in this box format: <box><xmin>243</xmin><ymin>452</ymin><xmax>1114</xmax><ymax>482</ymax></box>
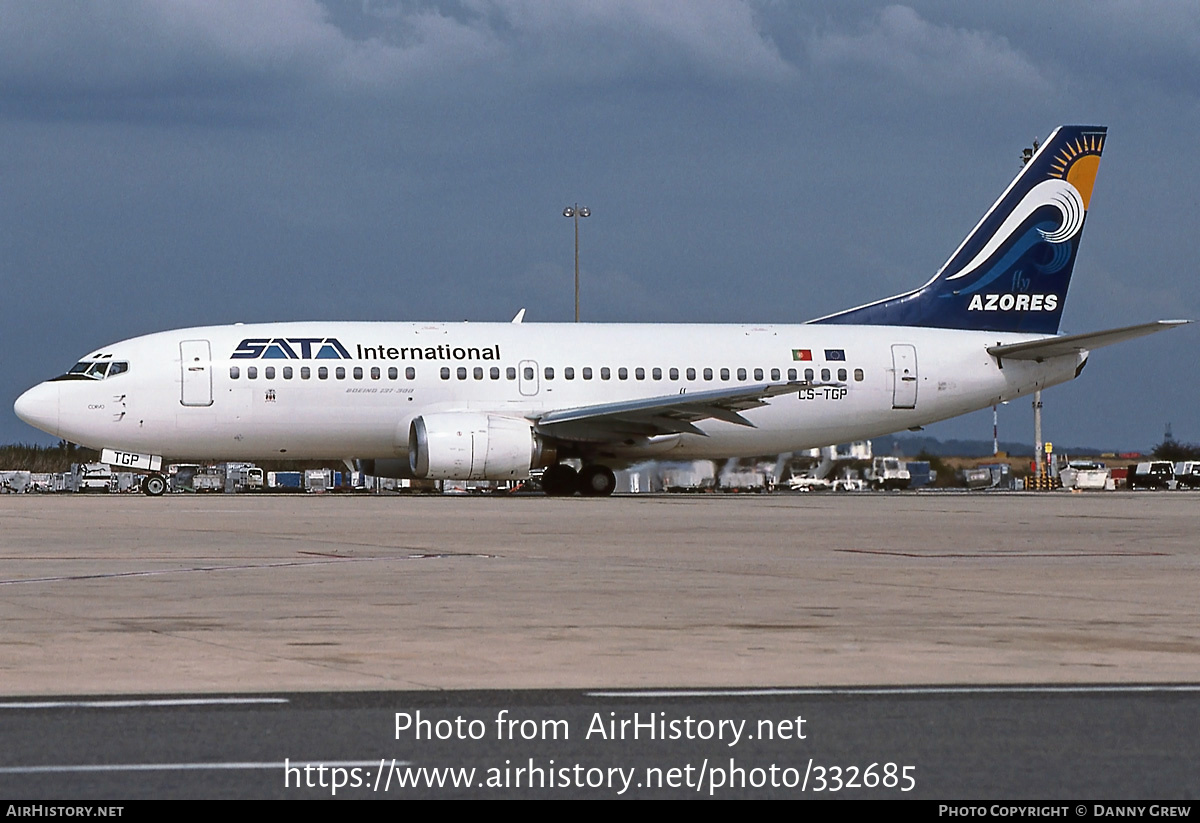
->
<box><xmin>140</xmin><ymin>473</ymin><xmax>167</xmax><ymax>496</ymax></box>
<box><xmin>540</xmin><ymin>463</ymin><xmax>617</xmax><ymax>497</ymax></box>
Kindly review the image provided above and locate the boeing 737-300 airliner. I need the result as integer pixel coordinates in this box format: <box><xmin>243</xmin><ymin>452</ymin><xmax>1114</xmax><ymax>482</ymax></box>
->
<box><xmin>13</xmin><ymin>125</ymin><xmax>1187</xmax><ymax>495</ymax></box>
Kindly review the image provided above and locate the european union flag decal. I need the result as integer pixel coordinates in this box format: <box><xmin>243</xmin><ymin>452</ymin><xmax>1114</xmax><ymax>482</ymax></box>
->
<box><xmin>825</xmin><ymin>349</ymin><xmax>846</xmax><ymax>361</ymax></box>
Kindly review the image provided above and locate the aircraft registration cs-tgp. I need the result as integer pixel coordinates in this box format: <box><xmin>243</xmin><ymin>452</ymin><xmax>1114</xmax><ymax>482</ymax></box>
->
<box><xmin>14</xmin><ymin>126</ymin><xmax>1187</xmax><ymax>495</ymax></box>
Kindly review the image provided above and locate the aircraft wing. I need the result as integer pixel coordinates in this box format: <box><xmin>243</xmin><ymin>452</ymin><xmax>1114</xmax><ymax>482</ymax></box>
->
<box><xmin>987</xmin><ymin>320</ymin><xmax>1189</xmax><ymax>362</ymax></box>
<box><xmin>534</xmin><ymin>382</ymin><xmax>835</xmax><ymax>441</ymax></box>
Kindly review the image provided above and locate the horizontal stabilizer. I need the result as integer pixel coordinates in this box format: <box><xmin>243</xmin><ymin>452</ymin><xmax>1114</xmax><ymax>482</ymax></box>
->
<box><xmin>987</xmin><ymin>320</ymin><xmax>1189</xmax><ymax>361</ymax></box>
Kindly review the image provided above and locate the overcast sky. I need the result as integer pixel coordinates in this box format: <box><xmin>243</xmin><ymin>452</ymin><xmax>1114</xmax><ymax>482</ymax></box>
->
<box><xmin>2</xmin><ymin>1</ymin><xmax>1196</xmax><ymax>451</ymax></box>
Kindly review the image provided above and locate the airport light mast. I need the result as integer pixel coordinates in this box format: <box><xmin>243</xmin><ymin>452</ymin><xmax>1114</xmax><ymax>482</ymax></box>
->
<box><xmin>1021</xmin><ymin>139</ymin><xmax>1046</xmax><ymax>481</ymax></box>
<box><xmin>563</xmin><ymin>204</ymin><xmax>590</xmax><ymax>322</ymax></box>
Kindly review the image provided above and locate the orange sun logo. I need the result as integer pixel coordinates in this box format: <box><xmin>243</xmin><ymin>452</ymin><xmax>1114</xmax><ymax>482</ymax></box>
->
<box><xmin>1049</xmin><ymin>132</ymin><xmax>1105</xmax><ymax>209</ymax></box>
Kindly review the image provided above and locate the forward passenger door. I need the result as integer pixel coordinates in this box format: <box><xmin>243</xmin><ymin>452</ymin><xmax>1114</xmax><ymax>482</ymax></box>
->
<box><xmin>180</xmin><ymin>340</ymin><xmax>213</xmax><ymax>407</ymax></box>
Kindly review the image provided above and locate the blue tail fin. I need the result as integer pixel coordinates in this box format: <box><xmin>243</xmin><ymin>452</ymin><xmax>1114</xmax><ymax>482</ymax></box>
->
<box><xmin>811</xmin><ymin>125</ymin><xmax>1107</xmax><ymax>334</ymax></box>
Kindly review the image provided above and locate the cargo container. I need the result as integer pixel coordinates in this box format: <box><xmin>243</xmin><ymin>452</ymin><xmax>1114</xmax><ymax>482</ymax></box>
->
<box><xmin>267</xmin><ymin>471</ymin><xmax>304</xmax><ymax>491</ymax></box>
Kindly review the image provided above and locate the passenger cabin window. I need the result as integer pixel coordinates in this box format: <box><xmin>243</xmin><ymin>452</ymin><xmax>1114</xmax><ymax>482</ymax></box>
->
<box><xmin>523</xmin><ymin>367</ymin><xmax>534</xmax><ymax>380</ymax></box>
<box><xmin>388</xmin><ymin>367</ymin><xmax>398</xmax><ymax>380</ymax></box>
<box><xmin>737</xmin><ymin>368</ymin><xmax>747</xmax><ymax>381</ymax></box>
<box><xmin>653</xmin><ymin>368</ymin><xmax>663</xmax><ymax>380</ymax></box>
<box><xmin>248</xmin><ymin>366</ymin><xmax>258</xmax><ymax>380</ymax></box>
<box><xmin>854</xmin><ymin>368</ymin><xmax>864</xmax><ymax>381</ymax></box>
<box><xmin>720</xmin><ymin>368</ymin><xmax>730</xmax><ymax>380</ymax></box>
<box><xmin>787</xmin><ymin>368</ymin><xmax>797</xmax><ymax>381</ymax></box>
<box><xmin>601</xmin><ymin>367</ymin><xmax>611</xmax><ymax>380</ymax></box>
<box><xmin>353</xmin><ymin>367</ymin><xmax>363</xmax><ymax>380</ymax></box>
<box><xmin>302</xmin><ymin>367</ymin><xmax>311</xmax><ymax>379</ymax></box>
<box><xmin>837</xmin><ymin>368</ymin><xmax>847</xmax><ymax>381</ymax></box>
<box><xmin>407</xmin><ymin>367</ymin><xmax>416</xmax><ymax>380</ymax></box>
<box><xmin>490</xmin><ymin>367</ymin><xmax>500</xmax><ymax>380</ymax></box>
<box><xmin>821</xmin><ymin>368</ymin><xmax>831</xmax><ymax>381</ymax></box>
<box><xmin>457</xmin><ymin>367</ymin><xmax>467</xmax><ymax>380</ymax></box>
<box><xmin>804</xmin><ymin>368</ymin><xmax>814</xmax><ymax>381</ymax></box>
<box><xmin>371</xmin><ymin>367</ymin><xmax>380</xmax><ymax>380</ymax></box>
<box><xmin>618</xmin><ymin>368</ymin><xmax>628</xmax><ymax>380</ymax></box>
<box><xmin>283</xmin><ymin>366</ymin><xmax>293</xmax><ymax>379</ymax></box>
<box><xmin>703</xmin><ymin>368</ymin><xmax>713</xmax><ymax>380</ymax></box>
<box><xmin>506</xmin><ymin>367</ymin><xmax>516</xmax><ymax>380</ymax></box>
<box><xmin>564</xmin><ymin>367</ymin><xmax>575</xmax><ymax>380</ymax></box>
<box><xmin>544</xmin><ymin>367</ymin><xmax>554</xmax><ymax>380</ymax></box>
<box><xmin>635</xmin><ymin>367</ymin><xmax>645</xmax><ymax>380</ymax></box>
<box><xmin>686</xmin><ymin>368</ymin><xmax>696</xmax><ymax>380</ymax></box>
<box><xmin>754</xmin><ymin>368</ymin><xmax>764</xmax><ymax>381</ymax></box>
<box><xmin>473</xmin><ymin>367</ymin><xmax>483</xmax><ymax>380</ymax></box>
<box><xmin>441</xmin><ymin>367</ymin><xmax>451</xmax><ymax>380</ymax></box>
<box><xmin>583</xmin><ymin>367</ymin><xmax>593</xmax><ymax>380</ymax></box>
<box><xmin>770</xmin><ymin>368</ymin><xmax>779</xmax><ymax>381</ymax></box>
<box><xmin>336</xmin><ymin>367</ymin><xmax>346</xmax><ymax>380</ymax></box>
<box><xmin>319</xmin><ymin>367</ymin><xmax>328</xmax><ymax>380</ymax></box>
<box><xmin>230</xmin><ymin>366</ymin><xmax>240</xmax><ymax>379</ymax></box>
<box><xmin>265</xmin><ymin>366</ymin><xmax>275</xmax><ymax>379</ymax></box>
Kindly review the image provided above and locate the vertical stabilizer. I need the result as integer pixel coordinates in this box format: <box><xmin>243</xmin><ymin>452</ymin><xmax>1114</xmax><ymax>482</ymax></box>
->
<box><xmin>812</xmin><ymin>125</ymin><xmax>1107</xmax><ymax>333</ymax></box>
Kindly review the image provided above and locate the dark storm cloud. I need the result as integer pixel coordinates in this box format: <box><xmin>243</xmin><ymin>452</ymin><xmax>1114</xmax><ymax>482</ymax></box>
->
<box><xmin>807</xmin><ymin>5</ymin><xmax>1048</xmax><ymax>93</ymax></box>
<box><xmin>0</xmin><ymin>0</ymin><xmax>796</xmax><ymax>119</ymax></box>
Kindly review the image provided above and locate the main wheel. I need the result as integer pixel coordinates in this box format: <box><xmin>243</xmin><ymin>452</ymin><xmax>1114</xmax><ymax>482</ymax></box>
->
<box><xmin>578</xmin><ymin>464</ymin><xmax>617</xmax><ymax>497</ymax></box>
<box><xmin>540</xmin><ymin>464</ymin><xmax>579</xmax><ymax>497</ymax></box>
<box><xmin>142</xmin><ymin>473</ymin><xmax>167</xmax><ymax>496</ymax></box>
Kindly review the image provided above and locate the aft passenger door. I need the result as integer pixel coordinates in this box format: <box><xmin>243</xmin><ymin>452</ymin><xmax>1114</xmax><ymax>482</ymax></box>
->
<box><xmin>180</xmin><ymin>340</ymin><xmax>213</xmax><ymax>407</ymax></box>
<box><xmin>891</xmin><ymin>344</ymin><xmax>917</xmax><ymax>409</ymax></box>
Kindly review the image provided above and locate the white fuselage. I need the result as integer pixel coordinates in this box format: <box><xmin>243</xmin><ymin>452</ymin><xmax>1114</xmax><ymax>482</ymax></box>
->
<box><xmin>15</xmin><ymin>321</ymin><xmax>1083</xmax><ymax>464</ymax></box>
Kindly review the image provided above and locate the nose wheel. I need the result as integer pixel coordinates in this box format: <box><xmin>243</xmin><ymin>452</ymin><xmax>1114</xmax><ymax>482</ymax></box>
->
<box><xmin>141</xmin><ymin>473</ymin><xmax>167</xmax><ymax>496</ymax></box>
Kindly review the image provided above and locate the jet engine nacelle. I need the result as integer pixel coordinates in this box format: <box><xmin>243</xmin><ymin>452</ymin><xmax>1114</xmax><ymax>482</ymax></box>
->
<box><xmin>409</xmin><ymin>413</ymin><xmax>556</xmax><ymax>480</ymax></box>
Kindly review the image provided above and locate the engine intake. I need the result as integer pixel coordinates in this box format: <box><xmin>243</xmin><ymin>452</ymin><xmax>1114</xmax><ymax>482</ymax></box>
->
<box><xmin>409</xmin><ymin>413</ymin><xmax>556</xmax><ymax>480</ymax></box>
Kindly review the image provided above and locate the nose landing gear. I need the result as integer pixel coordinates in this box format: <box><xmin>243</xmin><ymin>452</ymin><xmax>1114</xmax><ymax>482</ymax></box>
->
<box><xmin>140</xmin><ymin>473</ymin><xmax>167</xmax><ymax>496</ymax></box>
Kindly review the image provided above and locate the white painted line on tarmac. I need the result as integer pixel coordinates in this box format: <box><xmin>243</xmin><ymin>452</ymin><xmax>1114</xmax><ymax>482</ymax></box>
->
<box><xmin>0</xmin><ymin>760</ymin><xmax>400</xmax><ymax>775</ymax></box>
<box><xmin>589</xmin><ymin>685</ymin><xmax>1200</xmax><ymax>698</ymax></box>
<box><xmin>0</xmin><ymin>697</ymin><xmax>289</xmax><ymax>709</ymax></box>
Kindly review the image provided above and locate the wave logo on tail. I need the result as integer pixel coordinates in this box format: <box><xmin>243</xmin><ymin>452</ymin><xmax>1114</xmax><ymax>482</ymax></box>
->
<box><xmin>946</xmin><ymin>179</ymin><xmax>1083</xmax><ymax>284</ymax></box>
<box><xmin>945</xmin><ymin>132</ymin><xmax>1103</xmax><ymax>297</ymax></box>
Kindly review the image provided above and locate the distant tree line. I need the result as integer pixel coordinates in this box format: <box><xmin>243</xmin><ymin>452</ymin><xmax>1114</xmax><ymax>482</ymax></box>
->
<box><xmin>1151</xmin><ymin>440</ymin><xmax>1200</xmax><ymax>461</ymax></box>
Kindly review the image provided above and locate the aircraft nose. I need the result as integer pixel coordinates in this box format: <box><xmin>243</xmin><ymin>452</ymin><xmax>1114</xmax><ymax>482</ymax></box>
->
<box><xmin>14</xmin><ymin>382</ymin><xmax>61</xmax><ymax>437</ymax></box>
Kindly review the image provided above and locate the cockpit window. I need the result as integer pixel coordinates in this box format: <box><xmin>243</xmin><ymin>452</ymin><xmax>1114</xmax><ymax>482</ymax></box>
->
<box><xmin>53</xmin><ymin>361</ymin><xmax>130</xmax><ymax>381</ymax></box>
